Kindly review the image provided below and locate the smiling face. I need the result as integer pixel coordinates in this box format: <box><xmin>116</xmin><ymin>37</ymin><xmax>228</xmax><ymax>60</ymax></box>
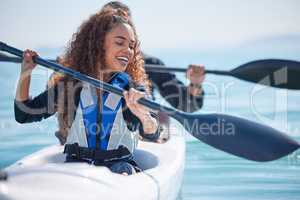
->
<box><xmin>104</xmin><ymin>22</ymin><xmax>135</xmax><ymax>72</ymax></box>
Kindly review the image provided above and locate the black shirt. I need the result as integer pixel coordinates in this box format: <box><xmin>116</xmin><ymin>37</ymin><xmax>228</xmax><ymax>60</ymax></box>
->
<box><xmin>144</xmin><ymin>55</ymin><xmax>204</xmax><ymax>112</ymax></box>
<box><xmin>14</xmin><ymin>80</ymin><xmax>160</xmax><ymax>141</ymax></box>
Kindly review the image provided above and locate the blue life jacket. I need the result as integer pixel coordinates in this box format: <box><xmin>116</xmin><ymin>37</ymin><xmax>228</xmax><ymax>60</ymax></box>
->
<box><xmin>80</xmin><ymin>72</ymin><xmax>130</xmax><ymax>150</ymax></box>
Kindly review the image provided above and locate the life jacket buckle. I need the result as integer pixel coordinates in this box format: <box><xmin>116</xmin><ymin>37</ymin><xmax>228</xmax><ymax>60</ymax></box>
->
<box><xmin>64</xmin><ymin>143</ymin><xmax>81</xmax><ymax>159</ymax></box>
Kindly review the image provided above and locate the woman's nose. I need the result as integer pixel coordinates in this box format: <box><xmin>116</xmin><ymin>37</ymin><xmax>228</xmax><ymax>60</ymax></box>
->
<box><xmin>123</xmin><ymin>46</ymin><xmax>133</xmax><ymax>56</ymax></box>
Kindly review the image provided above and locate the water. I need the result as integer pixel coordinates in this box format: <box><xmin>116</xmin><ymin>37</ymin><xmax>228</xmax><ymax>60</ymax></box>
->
<box><xmin>0</xmin><ymin>50</ymin><xmax>299</xmax><ymax>199</ymax></box>
<box><xmin>181</xmin><ymin>141</ymin><xmax>300</xmax><ymax>200</ymax></box>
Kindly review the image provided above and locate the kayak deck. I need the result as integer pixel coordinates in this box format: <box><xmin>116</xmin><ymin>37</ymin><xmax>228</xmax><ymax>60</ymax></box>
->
<box><xmin>0</xmin><ymin>133</ymin><xmax>185</xmax><ymax>200</ymax></box>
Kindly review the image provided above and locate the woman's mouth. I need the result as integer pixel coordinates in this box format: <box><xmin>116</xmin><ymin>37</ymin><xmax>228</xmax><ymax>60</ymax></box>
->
<box><xmin>117</xmin><ymin>56</ymin><xmax>129</xmax><ymax>67</ymax></box>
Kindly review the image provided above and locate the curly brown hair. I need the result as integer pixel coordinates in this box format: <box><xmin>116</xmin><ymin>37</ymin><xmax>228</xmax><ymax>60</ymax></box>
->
<box><xmin>48</xmin><ymin>7</ymin><xmax>150</xmax><ymax>140</ymax></box>
<box><xmin>53</xmin><ymin>8</ymin><xmax>147</xmax><ymax>84</ymax></box>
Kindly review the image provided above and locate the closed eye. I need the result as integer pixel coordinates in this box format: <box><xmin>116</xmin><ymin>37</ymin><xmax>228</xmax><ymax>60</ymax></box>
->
<box><xmin>115</xmin><ymin>36</ymin><xmax>135</xmax><ymax>49</ymax></box>
<box><xmin>116</xmin><ymin>41</ymin><xmax>124</xmax><ymax>46</ymax></box>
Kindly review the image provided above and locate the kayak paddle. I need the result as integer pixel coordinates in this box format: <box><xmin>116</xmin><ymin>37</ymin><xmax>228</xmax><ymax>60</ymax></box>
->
<box><xmin>146</xmin><ymin>59</ymin><xmax>300</xmax><ymax>90</ymax></box>
<box><xmin>1</xmin><ymin>53</ymin><xmax>300</xmax><ymax>90</ymax></box>
<box><xmin>1</xmin><ymin>41</ymin><xmax>299</xmax><ymax>162</ymax></box>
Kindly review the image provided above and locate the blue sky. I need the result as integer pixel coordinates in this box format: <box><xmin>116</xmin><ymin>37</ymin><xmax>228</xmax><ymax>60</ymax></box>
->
<box><xmin>1</xmin><ymin>0</ymin><xmax>300</xmax><ymax>65</ymax></box>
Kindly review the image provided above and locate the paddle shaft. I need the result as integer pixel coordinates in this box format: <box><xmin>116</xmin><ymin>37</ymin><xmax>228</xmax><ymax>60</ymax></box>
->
<box><xmin>0</xmin><ymin>42</ymin><xmax>177</xmax><ymax>116</ymax></box>
<box><xmin>0</xmin><ymin>53</ymin><xmax>57</xmax><ymax>63</ymax></box>
<box><xmin>2</xmin><ymin>50</ymin><xmax>300</xmax><ymax>90</ymax></box>
<box><xmin>0</xmin><ymin>53</ymin><xmax>232</xmax><ymax>76</ymax></box>
<box><xmin>144</xmin><ymin>64</ymin><xmax>232</xmax><ymax>75</ymax></box>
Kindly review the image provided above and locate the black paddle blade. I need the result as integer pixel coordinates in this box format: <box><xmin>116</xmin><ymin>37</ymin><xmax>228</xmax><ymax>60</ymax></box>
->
<box><xmin>232</xmin><ymin>59</ymin><xmax>300</xmax><ymax>90</ymax></box>
<box><xmin>174</xmin><ymin>112</ymin><xmax>299</xmax><ymax>162</ymax></box>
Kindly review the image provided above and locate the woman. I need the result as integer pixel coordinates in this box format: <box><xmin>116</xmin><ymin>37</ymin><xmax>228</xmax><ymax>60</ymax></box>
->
<box><xmin>52</xmin><ymin>1</ymin><xmax>205</xmax><ymax>144</ymax></box>
<box><xmin>14</xmin><ymin>7</ymin><xmax>160</xmax><ymax>175</ymax></box>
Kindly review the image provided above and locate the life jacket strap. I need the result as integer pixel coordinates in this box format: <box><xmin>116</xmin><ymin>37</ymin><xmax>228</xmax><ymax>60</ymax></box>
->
<box><xmin>64</xmin><ymin>143</ymin><xmax>132</xmax><ymax>163</ymax></box>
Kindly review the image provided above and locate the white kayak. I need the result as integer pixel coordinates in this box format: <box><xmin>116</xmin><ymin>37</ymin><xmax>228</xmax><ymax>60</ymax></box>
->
<box><xmin>0</xmin><ymin>128</ymin><xmax>185</xmax><ymax>200</ymax></box>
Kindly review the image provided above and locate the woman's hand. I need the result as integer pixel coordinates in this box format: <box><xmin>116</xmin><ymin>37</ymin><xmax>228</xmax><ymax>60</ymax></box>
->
<box><xmin>21</xmin><ymin>49</ymin><xmax>38</xmax><ymax>74</ymax></box>
<box><xmin>123</xmin><ymin>88</ymin><xmax>150</xmax><ymax>119</ymax></box>
<box><xmin>123</xmin><ymin>88</ymin><xmax>158</xmax><ymax>134</ymax></box>
<box><xmin>15</xmin><ymin>49</ymin><xmax>38</xmax><ymax>101</ymax></box>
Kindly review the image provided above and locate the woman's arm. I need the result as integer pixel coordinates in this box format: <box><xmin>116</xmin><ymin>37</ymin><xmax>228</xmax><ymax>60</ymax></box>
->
<box><xmin>137</xmin><ymin>111</ymin><xmax>158</xmax><ymax>134</ymax></box>
<box><xmin>16</xmin><ymin>50</ymin><xmax>37</xmax><ymax>101</ymax></box>
<box><xmin>14</xmin><ymin>50</ymin><xmax>58</xmax><ymax>123</ymax></box>
<box><xmin>14</xmin><ymin>87</ymin><xmax>58</xmax><ymax>123</ymax></box>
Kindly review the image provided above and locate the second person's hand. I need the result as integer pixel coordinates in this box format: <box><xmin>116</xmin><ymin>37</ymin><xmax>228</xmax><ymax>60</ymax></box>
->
<box><xmin>186</xmin><ymin>64</ymin><xmax>205</xmax><ymax>96</ymax></box>
<box><xmin>186</xmin><ymin>64</ymin><xmax>205</xmax><ymax>85</ymax></box>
